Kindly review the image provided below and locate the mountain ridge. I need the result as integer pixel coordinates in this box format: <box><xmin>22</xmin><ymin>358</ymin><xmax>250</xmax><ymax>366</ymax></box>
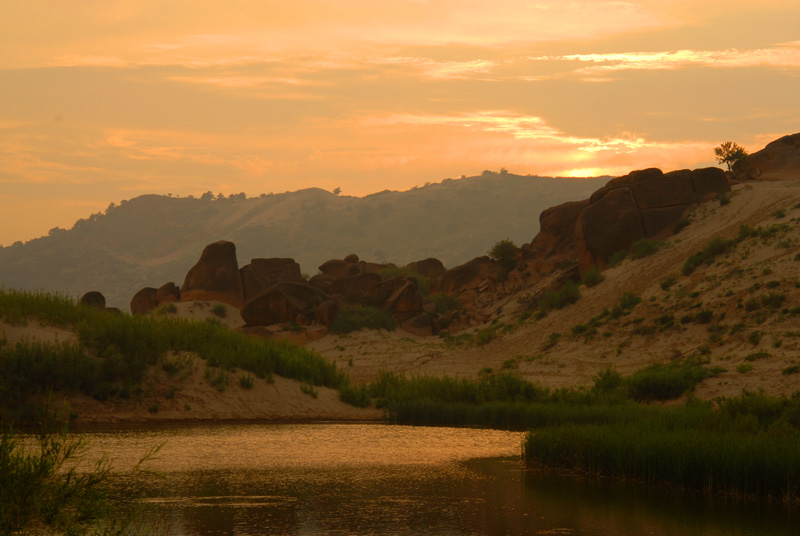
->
<box><xmin>0</xmin><ymin>173</ymin><xmax>609</xmax><ymax>308</ymax></box>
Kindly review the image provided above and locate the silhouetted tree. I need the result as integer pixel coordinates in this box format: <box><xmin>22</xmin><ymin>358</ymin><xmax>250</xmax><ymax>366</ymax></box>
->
<box><xmin>714</xmin><ymin>142</ymin><xmax>748</xmax><ymax>172</ymax></box>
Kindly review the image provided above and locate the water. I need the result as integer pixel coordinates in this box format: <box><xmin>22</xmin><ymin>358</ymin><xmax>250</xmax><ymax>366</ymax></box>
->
<box><xmin>73</xmin><ymin>423</ymin><xmax>797</xmax><ymax>536</ymax></box>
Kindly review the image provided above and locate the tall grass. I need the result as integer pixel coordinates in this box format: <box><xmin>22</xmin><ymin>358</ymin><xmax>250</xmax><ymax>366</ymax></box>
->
<box><xmin>524</xmin><ymin>420</ymin><xmax>800</xmax><ymax>501</ymax></box>
<box><xmin>329</xmin><ymin>305</ymin><xmax>397</xmax><ymax>334</ymax></box>
<box><xmin>0</xmin><ymin>289</ymin><xmax>345</xmax><ymax>424</ymax></box>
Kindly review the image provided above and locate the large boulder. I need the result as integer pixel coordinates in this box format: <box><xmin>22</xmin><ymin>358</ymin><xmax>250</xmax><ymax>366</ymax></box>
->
<box><xmin>181</xmin><ymin>241</ymin><xmax>244</xmax><ymax>307</ymax></box>
<box><xmin>155</xmin><ymin>282</ymin><xmax>181</xmax><ymax>304</ymax></box>
<box><xmin>732</xmin><ymin>133</ymin><xmax>800</xmax><ymax>181</ymax></box>
<box><xmin>318</xmin><ymin>258</ymin><xmax>360</xmax><ymax>280</ymax></box>
<box><xmin>383</xmin><ymin>279</ymin><xmax>423</xmax><ymax>316</ymax></box>
<box><xmin>130</xmin><ymin>287</ymin><xmax>158</xmax><ymax>315</ymax></box>
<box><xmin>433</xmin><ymin>256</ymin><xmax>503</xmax><ymax>295</ymax></box>
<box><xmin>689</xmin><ymin>167</ymin><xmax>730</xmax><ymax>201</ymax></box>
<box><xmin>526</xmin><ymin>199</ymin><xmax>589</xmax><ymax>258</ymax></box>
<box><xmin>576</xmin><ymin>187</ymin><xmax>645</xmax><ymax>269</ymax></box>
<box><xmin>80</xmin><ymin>291</ymin><xmax>106</xmax><ymax>310</ymax></box>
<box><xmin>241</xmin><ymin>258</ymin><xmax>304</xmax><ymax>301</ymax></box>
<box><xmin>315</xmin><ymin>300</ymin><xmax>339</xmax><ymax>327</ymax></box>
<box><xmin>241</xmin><ymin>282</ymin><xmax>329</xmax><ymax>326</ymax></box>
<box><xmin>401</xmin><ymin>312</ymin><xmax>434</xmax><ymax>337</ymax></box>
<box><xmin>329</xmin><ymin>272</ymin><xmax>382</xmax><ymax>304</ymax></box>
<box><xmin>406</xmin><ymin>258</ymin><xmax>446</xmax><ymax>278</ymax></box>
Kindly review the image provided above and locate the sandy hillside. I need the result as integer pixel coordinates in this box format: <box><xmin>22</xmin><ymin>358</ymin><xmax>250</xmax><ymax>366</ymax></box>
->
<box><xmin>310</xmin><ymin>178</ymin><xmax>800</xmax><ymax>399</ymax></box>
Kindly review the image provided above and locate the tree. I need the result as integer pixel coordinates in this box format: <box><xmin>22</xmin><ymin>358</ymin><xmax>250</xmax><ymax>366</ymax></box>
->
<box><xmin>488</xmin><ymin>239</ymin><xmax>520</xmax><ymax>272</ymax></box>
<box><xmin>714</xmin><ymin>142</ymin><xmax>748</xmax><ymax>172</ymax></box>
<box><xmin>333</xmin><ymin>187</ymin><xmax>341</xmax><ymax>196</ymax></box>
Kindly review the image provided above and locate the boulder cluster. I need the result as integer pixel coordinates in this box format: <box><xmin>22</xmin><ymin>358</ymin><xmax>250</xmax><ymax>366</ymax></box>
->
<box><xmin>128</xmin><ymin>241</ymin><xmax>505</xmax><ymax>338</ymax></box>
<box><xmin>732</xmin><ymin>133</ymin><xmax>800</xmax><ymax>181</ymax></box>
<box><xmin>117</xmin><ymin>165</ymin><xmax>733</xmax><ymax>339</ymax></box>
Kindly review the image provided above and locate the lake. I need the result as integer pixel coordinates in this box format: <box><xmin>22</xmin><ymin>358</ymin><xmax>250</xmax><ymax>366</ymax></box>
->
<box><xmin>75</xmin><ymin>423</ymin><xmax>798</xmax><ymax>535</ymax></box>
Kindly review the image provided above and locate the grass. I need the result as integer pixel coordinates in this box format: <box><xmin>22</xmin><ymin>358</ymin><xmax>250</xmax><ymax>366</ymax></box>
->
<box><xmin>629</xmin><ymin>238</ymin><xmax>665</xmax><ymax>259</ymax></box>
<box><xmin>0</xmin><ymin>288</ymin><xmax>345</xmax><ymax>425</ymax></box>
<box><xmin>329</xmin><ymin>305</ymin><xmax>397</xmax><ymax>334</ymax></box>
<box><xmin>683</xmin><ymin>224</ymin><xmax>792</xmax><ymax>276</ymax></box>
<box><xmin>537</xmin><ymin>280</ymin><xmax>581</xmax><ymax>315</ymax></box>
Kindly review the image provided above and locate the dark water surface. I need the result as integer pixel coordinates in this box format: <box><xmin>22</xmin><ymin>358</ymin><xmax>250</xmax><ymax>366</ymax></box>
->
<box><xmin>76</xmin><ymin>423</ymin><xmax>797</xmax><ymax>536</ymax></box>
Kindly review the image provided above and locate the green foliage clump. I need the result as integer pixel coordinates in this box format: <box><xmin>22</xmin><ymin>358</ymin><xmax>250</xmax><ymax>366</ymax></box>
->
<box><xmin>625</xmin><ymin>360</ymin><xmax>718</xmax><ymax>402</ymax></box>
<box><xmin>609</xmin><ymin>292</ymin><xmax>641</xmax><ymax>319</ymax></box>
<box><xmin>211</xmin><ymin>304</ymin><xmax>227</xmax><ymax>318</ymax></box>
<box><xmin>629</xmin><ymin>238</ymin><xmax>665</xmax><ymax>260</ymax></box>
<box><xmin>329</xmin><ymin>305</ymin><xmax>397</xmax><ymax>334</ymax></box>
<box><xmin>239</xmin><ymin>373</ymin><xmax>255</xmax><ymax>389</ymax></box>
<box><xmin>609</xmin><ymin>250</ymin><xmax>627</xmax><ymax>267</ymax></box>
<box><xmin>714</xmin><ymin>141</ymin><xmax>748</xmax><ymax>171</ymax></box>
<box><xmin>487</xmin><ymin>239</ymin><xmax>520</xmax><ymax>272</ymax></box>
<box><xmin>683</xmin><ymin>237</ymin><xmax>734</xmax><ymax>275</ymax></box>
<box><xmin>1</xmin><ymin>414</ymin><xmax>166</xmax><ymax>536</ymax></box>
<box><xmin>581</xmin><ymin>266</ymin><xmax>604</xmax><ymax>287</ymax></box>
<box><xmin>537</xmin><ymin>280</ymin><xmax>581</xmax><ymax>315</ymax></box>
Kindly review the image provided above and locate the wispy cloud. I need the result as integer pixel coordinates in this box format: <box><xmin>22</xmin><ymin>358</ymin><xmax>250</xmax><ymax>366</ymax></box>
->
<box><xmin>530</xmin><ymin>44</ymin><xmax>800</xmax><ymax>76</ymax></box>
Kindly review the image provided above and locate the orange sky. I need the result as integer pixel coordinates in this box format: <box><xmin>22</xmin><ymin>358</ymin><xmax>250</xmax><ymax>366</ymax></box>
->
<box><xmin>2</xmin><ymin>0</ymin><xmax>799</xmax><ymax>246</ymax></box>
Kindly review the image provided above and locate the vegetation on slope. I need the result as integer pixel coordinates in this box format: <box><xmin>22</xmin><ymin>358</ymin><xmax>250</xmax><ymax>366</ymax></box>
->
<box><xmin>0</xmin><ymin>288</ymin><xmax>346</xmax><ymax>425</ymax></box>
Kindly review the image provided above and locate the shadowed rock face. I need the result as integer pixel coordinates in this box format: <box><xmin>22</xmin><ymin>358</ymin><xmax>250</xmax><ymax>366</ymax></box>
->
<box><xmin>155</xmin><ymin>282</ymin><xmax>180</xmax><ymax>304</ymax></box>
<box><xmin>406</xmin><ymin>258</ymin><xmax>446</xmax><ymax>278</ymax></box>
<box><xmin>571</xmin><ymin>167</ymin><xmax>729</xmax><ymax>271</ymax></box>
<box><xmin>240</xmin><ymin>258</ymin><xmax>304</xmax><ymax>302</ymax></box>
<box><xmin>733</xmin><ymin>132</ymin><xmax>800</xmax><ymax>181</ymax></box>
<box><xmin>241</xmin><ymin>282</ymin><xmax>328</xmax><ymax>326</ymax></box>
<box><xmin>181</xmin><ymin>240</ymin><xmax>244</xmax><ymax>307</ymax></box>
<box><xmin>80</xmin><ymin>291</ymin><xmax>106</xmax><ymax>310</ymax></box>
<box><xmin>130</xmin><ymin>287</ymin><xmax>158</xmax><ymax>315</ymax></box>
<box><xmin>433</xmin><ymin>256</ymin><xmax>502</xmax><ymax>295</ymax></box>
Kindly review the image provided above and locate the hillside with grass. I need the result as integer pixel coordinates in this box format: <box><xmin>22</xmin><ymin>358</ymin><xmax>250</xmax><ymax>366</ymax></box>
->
<box><xmin>311</xmin><ymin>177</ymin><xmax>800</xmax><ymax>401</ymax></box>
<box><xmin>0</xmin><ymin>173</ymin><xmax>608</xmax><ymax>308</ymax></box>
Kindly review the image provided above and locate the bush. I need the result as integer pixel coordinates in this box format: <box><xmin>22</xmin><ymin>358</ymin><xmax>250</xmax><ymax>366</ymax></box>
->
<box><xmin>239</xmin><ymin>373</ymin><xmax>255</xmax><ymax>389</ymax></box>
<box><xmin>609</xmin><ymin>250</ymin><xmax>627</xmax><ymax>267</ymax></box>
<box><xmin>629</xmin><ymin>239</ymin><xmax>664</xmax><ymax>259</ymax></box>
<box><xmin>581</xmin><ymin>266</ymin><xmax>604</xmax><ymax>287</ymax></box>
<box><xmin>487</xmin><ymin>239</ymin><xmax>520</xmax><ymax>272</ymax></box>
<box><xmin>211</xmin><ymin>304</ymin><xmax>227</xmax><ymax>318</ymax></box>
<box><xmin>538</xmin><ymin>280</ymin><xmax>581</xmax><ymax>313</ymax></box>
<box><xmin>626</xmin><ymin>361</ymin><xmax>714</xmax><ymax>402</ymax></box>
<box><xmin>330</xmin><ymin>305</ymin><xmax>397</xmax><ymax>334</ymax></box>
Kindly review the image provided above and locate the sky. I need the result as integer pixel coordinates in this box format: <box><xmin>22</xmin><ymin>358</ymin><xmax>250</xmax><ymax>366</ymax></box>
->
<box><xmin>1</xmin><ymin>1</ymin><xmax>799</xmax><ymax>246</ymax></box>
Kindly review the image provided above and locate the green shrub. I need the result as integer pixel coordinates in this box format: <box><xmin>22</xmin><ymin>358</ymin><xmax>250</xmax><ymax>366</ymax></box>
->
<box><xmin>538</xmin><ymin>280</ymin><xmax>581</xmax><ymax>313</ymax></box>
<box><xmin>626</xmin><ymin>361</ymin><xmax>714</xmax><ymax>402</ymax></box>
<box><xmin>211</xmin><ymin>304</ymin><xmax>227</xmax><ymax>318</ymax></box>
<box><xmin>609</xmin><ymin>250</ymin><xmax>627</xmax><ymax>267</ymax></box>
<box><xmin>744</xmin><ymin>352</ymin><xmax>770</xmax><ymax>362</ymax></box>
<box><xmin>660</xmin><ymin>277</ymin><xmax>676</xmax><ymax>291</ymax></box>
<box><xmin>629</xmin><ymin>239</ymin><xmax>665</xmax><ymax>259</ymax></box>
<box><xmin>581</xmin><ymin>266</ymin><xmax>604</xmax><ymax>287</ymax></box>
<box><xmin>761</xmin><ymin>292</ymin><xmax>786</xmax><ymax>309</ymax></box>
<box><xmin>737</xmin><ymin>363</ymin><xmax>754</xmax><ymax>373</ymax></box>
<box><xmin>239</xmin><ymin>373</ymin><xmax>255</xmax><ymax>389</ymax></box>
<box><xmin>301</xmin><ymin>382</ymin><xmax>319</xmax><ymax>398</ymax></box>
<box><xmin>330</xmin><ymin>305</ymin><xmax>397</xmax><ymax>334</ymax></box>
<box><xmin>487</xmin><ymin>239</ymin><xmax>520</xmax><ymax>274</ymax></box>
<box><xmin>782</xmin><ymin>365</ymin><xmax>800</xmax><ymax>375</ymax></box>
<box><xmin>749</xmin><ymin>331</ymin><xmax>762</xmax><ymax>346</ymax></box>
<box><xmin>694</xmin><ymin>310</ymin><xmax>714</xmax><ymax>324</ymax></box>
<box><xmin>609</xmin><ymin>292</ymin><xmax>641</xmax><ymax>319</ymax></box>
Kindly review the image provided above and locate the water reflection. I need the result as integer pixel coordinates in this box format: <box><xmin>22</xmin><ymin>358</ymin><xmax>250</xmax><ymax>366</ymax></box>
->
<box><xmin>75</xmin><ymin>424</ymin><xmax>797</xmax><ymax>536</ymax></box>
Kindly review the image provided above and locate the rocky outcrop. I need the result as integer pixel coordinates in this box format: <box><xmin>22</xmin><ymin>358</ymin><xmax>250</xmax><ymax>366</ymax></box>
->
<box><xmin>329</xmin><ymin>273</ymin><xmax>382</xmax><ymax>303</ymax></box>
<box><xmin>433</xmin><ymin>256</ymin><xmax>503</xmax><ymax>295</ymax></box>
<box><xmin>241</xmin><ymin>282</ymin><xmax>328</xmax><ymax>326</ymax></box>
<box><xmin>525</xmin><ymin>199</ymin><xmax>589</xmax><ymax>259</ymax></box>
<box><xmin>732</xmin><ymin>133</ymin><xmax>800</xmax><ymax>181</ymax></box>
<box><xmin>318</xmin><ymin>259</ymin><xmax>359</xmax><ymax>280</ymax></box>
<box><xmin>79</xmin><ymin>291</ymin><xmax>106</xmax><ymax>310</ymax></box>
<box><xmin>240</xmin><ymin>258</ymin><xmax>304</xmax><ymax>301</ymax></box>
<box><xmin>315</xmin><ymin>300</ymin><xmax>339</xmax><ymax>327</ymax></box>
<box><xmin>181</xmin><ymin>241</ymin><xmax>245</xmax><ymax>306</ymax></box>
<box><xmin>406</xmin><ymin>258</ymin><xmax>446</xmax><ymax>278</ymax></box>
<box><xmin>574</xmin><ymin>167</ymin><xmax>729</xmax><ymax>270</ymax></box>
<box><xmin>155</xmin><ymin>282</ymin><xmax>180</xmax><ymax>304</ymax></box>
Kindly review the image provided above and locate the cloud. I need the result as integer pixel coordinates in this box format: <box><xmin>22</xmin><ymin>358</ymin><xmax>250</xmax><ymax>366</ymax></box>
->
<box><xmin>529</xmin><ymin>44</ymin><xmax>800</xmax><ymax>77</ymax></box>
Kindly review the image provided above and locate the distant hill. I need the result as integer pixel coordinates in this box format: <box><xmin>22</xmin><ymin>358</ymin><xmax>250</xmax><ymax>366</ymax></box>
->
<box><xmin>0</xmin><ymin>173</ymin><xmax>609</xmax><ymax>308</ymax></box>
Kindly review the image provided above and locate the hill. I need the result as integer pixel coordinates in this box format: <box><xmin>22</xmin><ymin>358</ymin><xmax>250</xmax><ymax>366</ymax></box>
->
<box><xmin>0</xmin><ymin>173</ymin><xmax>608</xmax><ymax>308</ymax></box>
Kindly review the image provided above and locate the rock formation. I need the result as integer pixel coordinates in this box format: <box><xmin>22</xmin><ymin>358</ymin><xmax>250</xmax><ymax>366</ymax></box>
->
<box><xmin>181</xmin><ymin>240</ymin><xmax>245</xmax><ymax>306</ymax></box>
<box><xmin>733</xmin><ymin>132</ymin><xmax>800</xmax><ymax>181</ymax></box>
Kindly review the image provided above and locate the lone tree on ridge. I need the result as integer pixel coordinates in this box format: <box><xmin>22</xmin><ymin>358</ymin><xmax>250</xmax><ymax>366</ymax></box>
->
<box><xmin>714</xmin><ymin>141</ymin><xmax>748</xmax><ymax>172</ymax></box>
